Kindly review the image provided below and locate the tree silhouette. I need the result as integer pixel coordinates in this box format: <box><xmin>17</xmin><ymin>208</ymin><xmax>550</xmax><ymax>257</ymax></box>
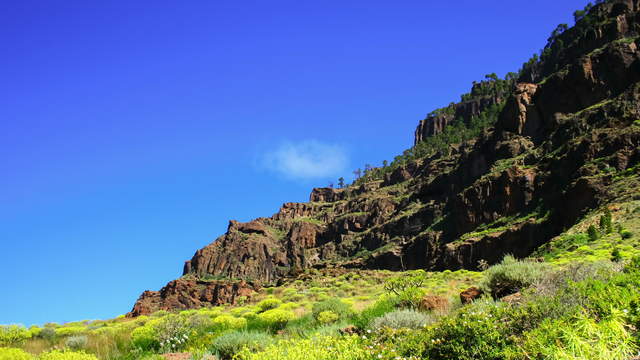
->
<box><xmin>338</xmin><ymin>177</ymin><xmax>345</xmax><ymax>188</ymax></box>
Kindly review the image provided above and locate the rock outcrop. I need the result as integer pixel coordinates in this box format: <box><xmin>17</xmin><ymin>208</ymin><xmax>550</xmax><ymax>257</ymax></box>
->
<box><xmin>129</xmin><ymin>0</ymin><xmax>640</xmax><ymax>315</ymax></box>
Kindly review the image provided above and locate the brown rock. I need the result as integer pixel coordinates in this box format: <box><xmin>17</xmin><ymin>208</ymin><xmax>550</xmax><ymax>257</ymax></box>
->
<box><xmin>419</xmin><ymin>295</ymin><xmax>449</xmax><ymax>312</ymax></box>
<box><xmin>460</xmin><ymin>287</ymin><xmax>483</xmax><ymax>304</ymax></box>
<box><xmin>501</xmin><ymin>292</ymin><xmax>523</xmax><ymax>305</ymax></box>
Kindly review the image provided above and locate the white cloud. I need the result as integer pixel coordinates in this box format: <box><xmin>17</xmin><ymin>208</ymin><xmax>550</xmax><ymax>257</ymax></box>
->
<box><xmin>261</xmin><ymin>140</ymin><xmax>349</xmax><ymax>180</ymax></box>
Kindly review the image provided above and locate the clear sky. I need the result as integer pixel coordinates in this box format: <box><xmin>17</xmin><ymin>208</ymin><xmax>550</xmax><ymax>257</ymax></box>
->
<box><xmin>0</xmin><ymin>0</ymin><xmax>588</xmax><ymax>326</ymax></box>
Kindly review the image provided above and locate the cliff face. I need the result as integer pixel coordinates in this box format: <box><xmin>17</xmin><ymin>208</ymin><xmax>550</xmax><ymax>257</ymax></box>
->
<box><xmin>128</xmin><ymin>0</ymin><xmax>640</xmax><ymax>316</ymax></box>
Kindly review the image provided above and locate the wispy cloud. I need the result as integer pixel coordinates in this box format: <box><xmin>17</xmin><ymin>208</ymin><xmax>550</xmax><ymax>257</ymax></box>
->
<box><xmin>260</xmin><ymin>140</ymin><xmax>348</xmax><ymax>180</ymax></box>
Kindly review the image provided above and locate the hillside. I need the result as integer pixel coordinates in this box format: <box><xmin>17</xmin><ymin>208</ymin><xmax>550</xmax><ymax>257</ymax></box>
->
<box><xmin>3</xmin><ymin>1</ymin><xmax>640</xmax><ymax>360</ymax></box>
<box><xmin>129</xmin><ymin>0</ymin><xmax>640</xmax><ymax>316</ymax></box>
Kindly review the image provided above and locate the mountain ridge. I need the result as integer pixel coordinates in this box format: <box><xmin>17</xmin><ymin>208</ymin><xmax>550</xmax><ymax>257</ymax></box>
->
<box><xmin>128</xmin><ymin>0</ymin><xmax>640</xmax><ymax>317</ymax></box>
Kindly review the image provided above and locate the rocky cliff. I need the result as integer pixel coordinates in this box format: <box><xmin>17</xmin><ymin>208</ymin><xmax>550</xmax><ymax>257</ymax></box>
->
<box><xmin>128</xmin><ymin>0</ymin><xmax>640</xmax><ymax>316</ymax></box>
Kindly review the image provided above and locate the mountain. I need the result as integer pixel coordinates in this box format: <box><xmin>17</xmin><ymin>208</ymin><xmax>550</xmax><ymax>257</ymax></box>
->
<box><xmin>128</xmin><ymin>0</ymin><xmax>640</xmax><ymax>317</ymax></box>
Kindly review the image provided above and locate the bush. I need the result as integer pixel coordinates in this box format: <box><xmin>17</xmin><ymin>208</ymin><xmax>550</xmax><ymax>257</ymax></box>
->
<box><xmin>210</xmin><ymin>331</ymin><xmax>273</xmax><ymax>359</ymax></box>
<box><xmin>39</xmin><ymin>327</ymin><xmax>57</xmax><ymax>341</ymax></box>
<box><xmin>38</xmin><ymin>350</ymin><xmax>98</xmax><ymax>360</ymax></box>
<box><xmin>131</xmin><ymin>325</ymin><xmax>158</xmax><ymax>351</ymax></box>
<box><xmin>317</xmin><ymin>311</ymin><xmax>339</xmax><ymax>324</ymax></box>
<box><xmin>256</xmin><ymin>309</ymin><xmax>294</xmax><ymax>330</ymax></box>
<box><xmin>511</xmin><ymin>312</ymin><xmax>636</xmax><ymax>360</ymax></box>
<box><xmin>235</xmin><ymin>335</ymin><xmax>369</xmax><ymax>360</ymax></box>
<box><xmin>588</xmin><ymin>225</ymin><xmax>600</xmax><ymax>241</ymax></box>
<box><xmin>212</xmin><ymin>315</ymin><xmax>248</xmax><ymax>331</ymax></box>
<box><xmin>55</xmin><ymin>327</ymin><xmax>86</xmax><ymax>337</ymax></box>
<box><xmin>384</xmin><ymin>270</ymin><xmax>427</xmax><ymax>308</ymax></box>
<box><xmin>0</xmin><ymin>347</ymin><xmax>32</xmax><ymax>360</ymax></box>
<box><xmin>65</xmin><ymin>335</ymin><xmax>88</xmax><ymax>350</ymax></box>
<box><xmin>621</xmin><ymin>230</ymin><xmax>633</xmax><ymax>239</ymax></box>
<box><xmin>312</xmin><ymin>299</ymin><xmax>353</xmax><ymax>322</ymax></box>
<box><xmin>422</xmin><ymin>300</ymin><xmax>509</xmax><ymax>359</ymax></box>
<box><xmin>369</xmin><ymin>309</ymin><xmax>431</xmax><ymax>331</ymax></box>
<box><xmin>152</xmin><ymin>315</ymin><xmax>190</xmax><ymax>353</ymax></box>
<box><xmin>352</xmin><ymin>297</ymin><xmax>398</xmax><ymax>330</ymax></box>
<box><xmin>481</xmin><ymin>255</ymin><xmax>550</xmax><ymax>298</ymax></box>
<box><xmin>0</xmin><ymin>325</ymin><xmax>31</xmax><ymax>346</ymax></box>
<box><xmin>256</xmin><ymin>298</ymin><xmax>282</xmax><ymax>312</ymax></box>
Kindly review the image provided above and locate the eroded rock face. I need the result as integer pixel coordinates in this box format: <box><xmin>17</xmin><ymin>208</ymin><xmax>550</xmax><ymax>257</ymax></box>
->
<box><xmin>129</xmin><ymin>0</ymin><xmax>640</xmax><ymax>315</ymax></box>
<box><xmin>128</xmin><ymin>279</ymin><xmax>256</xmax><ymax>317</ymax></box>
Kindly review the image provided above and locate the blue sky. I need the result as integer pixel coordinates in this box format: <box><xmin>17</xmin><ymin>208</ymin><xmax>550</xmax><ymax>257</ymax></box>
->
<box><xmin>0</xmin><ymin>0</ymin><xmax>588</xmax><ymax>326</ymax></box>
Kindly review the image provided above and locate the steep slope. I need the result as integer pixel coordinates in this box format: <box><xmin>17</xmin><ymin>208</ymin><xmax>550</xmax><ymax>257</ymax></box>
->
<box><xmin>128</xmin><ymin>0</ymin><xmax>640</xmax><ymax>316</ymax></box>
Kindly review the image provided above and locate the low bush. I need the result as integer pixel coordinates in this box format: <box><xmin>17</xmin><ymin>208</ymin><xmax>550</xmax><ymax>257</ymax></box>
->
<box><xmin>65</xmin><ymin>335</ymin><xmax>88</xmax><ymax>350</ymax></box>
<box><xmin>210</xmin><ymin>331</ymin><xmax>273</xmax><ymax>359</ymax></box>
<box><xmin>481</xmin><ymin>255</ymin><xmax>550</xmax><ymax>298</ymax></box>
<box><xmin>312</xmin><ymin>299</ymin><xmax>353</xmax><ymax>322</ymax></box>
<box><xmin>256</xmin><ymin>309</ymin><xmax>295</xmax><ymax>330</ymax></box>
<box><xmin>621</xmin><ymin>230</ymin><xmax>633</xmax><ymax>239</ymax></box>
<box><xmin>55</xmin><ymin>327</ymin><xmax>86</xmax><ymax>337</ymax></box>
<box><xmin>352</xmin><ymin>297</ymin><xmax>398</xmax><ymax>330</ymax></box>
<box><xmin>131</xmin><ymin>325</ymin><xmax>158</xmax><ymax>351</ymax></box>
<box><xmin>38</xmin><ymin>350</ymin><xmax>98</xmax><ymax>360</ymax></box>
<box><xmin>212</xmin><ymin>315</ymin><xmax>247</xmax><ymax>331</ymax></box>
<box><xmin>235</xmin><ymin>335</ymin><xmax>369</xmax><ymax>360</ymax></box>
<box><xmin>0</xmin><ymin>325</ymin><xmax>31</xmax><ymax>346</ymax></box>
<box><xmin>0</xmin><ymin>347</ymin><xmax>32</xmax><ymax>360</ymax></box>
<box><xmin>317</xmin><ymin>311</ymin><xmax>339</xmax><ymax>324</ymax></box>
<box><xmin>256</xmin><ymin>298</ymin><xmax>282</xmax><ymax>312</ymax></box>
<box><xmin>369</xmin><ymin>309</ymin><xmax>431</xmax><ymax>331</ymax></box>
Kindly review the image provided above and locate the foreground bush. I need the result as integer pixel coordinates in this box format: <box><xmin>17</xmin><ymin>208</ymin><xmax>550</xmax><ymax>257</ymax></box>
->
<box><xmin>39</xmin><ymin>350</ymin><xmax>98</xmax><ymax>360</ymax></box>
<box><xmin>510</xmin><ymin>312</ymin><xmax>637</xmax><ymax>360</ymax></box>
<box><xmin>0</xmin><ymin>347</ymin><xmax>32</xmax><ymax>360</ymax></box>
<box><xmin>256</xmin><ymin>309</ymin><xmax>294</xmax><ymax>330</ymax></box>
<box><xmin>369</xmin><ymin>309</ymin><xmax>431</xmax><ymax>331</ymax></box>
<box><xmin>352</xmin><ymin>298</ymin><xmax>397</xmax><ymax>330</ymax></box>
<box><xmin>210</xmin><ymin>331</ymin><xmax>273</xmax><ymax>359</ymax></box>
<box><xmin>481</xmin><ymin>255</ymin><xmax>550</xmax><ymax>298</ymax></box>
<box><xmin>0</xmin><ymin>325</ymin><xmax>31</xmax><ymax>346</ymax></box>
<box><xmin>235</xmin><ymin>335</ymin><xmax>369</xmax><ymax>360</ymax></box>
<box><xmin>65</xmin><ymin>335</ymin><xmax>88</xmax><ymax>350</ymax></box>
<box><xmin>312</xmin><ymin>299</ymin><xmax>353</xmax><ymax>322</ymax></box>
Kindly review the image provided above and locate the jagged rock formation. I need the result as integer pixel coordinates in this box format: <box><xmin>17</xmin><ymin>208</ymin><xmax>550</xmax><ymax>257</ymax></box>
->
<box><xmin>128</xmin><ymin>0</ymin><xmax>640</xmax><ymax>316</ymax></box>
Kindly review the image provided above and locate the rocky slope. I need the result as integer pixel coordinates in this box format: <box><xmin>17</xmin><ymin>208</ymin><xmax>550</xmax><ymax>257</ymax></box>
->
<box><xmin>128</xmin><ymin>0</ymin><xmax>640</xmax><ymax>316</ymax></box>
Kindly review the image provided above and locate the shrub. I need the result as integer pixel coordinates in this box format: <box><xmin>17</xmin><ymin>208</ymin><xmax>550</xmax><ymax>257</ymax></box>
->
<box><xmin>55</xmin><ymin>327</ymin><xmax>86</xmax><ymax>337</ymax></box>
<box><xmin>0</xmin><ymin>325</ymin><xmax>31</xmax><ymax>346</ymax></box>
<box><xmin>599</xmin><ymin>209</ymin><xmax>613</xmax><ymax>234</ymax></box>
<box><xmin>612</xmin><ymin>247</ymin><xmax>623</xmax><ymax>262</ymax></box>
<box><xmin>212</xmin><ymin>315</ymin><xmax>248</xmax><ymax>331</ymax></box>
<box><xmin>210</xmin><ymin>331</ymin><xmax>273</xmax><ymax>360</ymax></box>
<box><xmin>256</xmin><ymin>298</ymin><xmax>282</xmax><ymax>312</ymax></box>
<box><xmin>588</xmin><ymin>225</ymin><xmax>599</xmax><ymax>241</ymax></box>
<box><xmin>235</xmin><ymin>335</ymin><xmax>369</xmax><ymax>360</ymax></box>
<box><xmin>65</xmin><ymin>335</ymin><xmax>88</xmax><ymax>350</ymax></box>
<box><xmin>39</xmin><ymin>327</ymin><xmax>57</xmax><ymax>341</ymax></box>
<box><xmin>621</xmin><ymin>230</ymin><xmax>633</xmax><ymax>239</ymax></box>
<box><xmin>312</xmin><ymin>299</ymin><xmax>353</xmax><ymax>322</ymax></box>
<box><xmin>352</xmin><ymin>297</ymin><xmax>398</xmax><ymax>330</ymax></box>
<box><xmin>369</xmin><ymin>309</ymin><xmax>431</xmax><ymax>331</ymax></box>
<box><xmin>384</xmin><ymin>270</ymin><xmax>427</xmax><ymax>308</ymax></box>
<box><xmin>154</xmin><ymin>315</ymin><xmax>190</xmax><ymax>353</ymax></box>
<box><xmin>481</xmin><ymin>255</ymin><xmax>550</xmax><ymax>298</ymax></box>
<box><xmin>316</xmin><ymin>311</ymin><xmax>339</xmax><ymax>324</ymax></box>
<box><xmin>422</xmin><ymin>300</ymin><xmax>509</xmax><ymax>359</ymax></box>
<box><xmin>38</xmin><ymin>350</ymin><xmax>98</xmax><ymax>360</ymax></box>
<box><xmin>0</xmin><ymin>347</ymin><xmax>32</xmax><ymax>360</ymax></box>
<box><xmin>511</xmin><ymin>312</ymin><xmax>636</xmax><ymax>360</ymax></box>
<box><xmin>256</xmin><ymin>309</ymin><xmax>294</xmax><ymax>330</ymax></box>
<box><xmin>131</xmin><ymin>325</ymin><xmax>158</xmax><ymax>351</ymax></box>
